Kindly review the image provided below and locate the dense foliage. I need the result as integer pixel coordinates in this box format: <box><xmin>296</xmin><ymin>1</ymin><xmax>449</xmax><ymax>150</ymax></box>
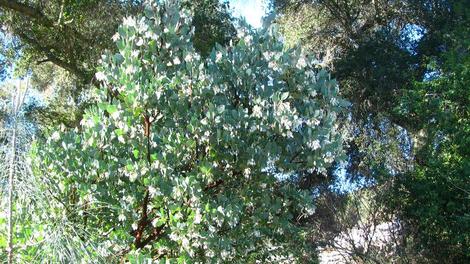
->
<box><xmin>275</xmin><ymin>0</ymin><xmax>470</xmax><ymax>262</ymax></box>
<box><xmin>393</xmin><ymin>2</ymin><xmax>470</xmax><ymax>260</ymax></box>
<box><xmin>5</xmin><ymin>1</ymin><xmax>347</xmax><ymax>262</ymax></box>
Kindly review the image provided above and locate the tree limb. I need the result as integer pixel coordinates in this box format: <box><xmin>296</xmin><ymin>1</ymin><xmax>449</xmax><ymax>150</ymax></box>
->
<box><xmin>0</xmin><ymin>0</ymin><xmax>54</xmax><ymax>27</ymax></box>
<box><xmin>0</xmin><ymin>0</ymin><xmax>90</xmax><ymax>43</ymax></box>
<box><xmin>17</xmin><ymin>32</ymin><xmax>89</xmax><ymax>80</ymax></box>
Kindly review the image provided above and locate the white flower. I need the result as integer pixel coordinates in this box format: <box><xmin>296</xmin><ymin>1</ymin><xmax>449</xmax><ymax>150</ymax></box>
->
<box><xmin>330</xmin><ymin>97</ymin><xmax>338</xmax><ymax>106</ymax></box>
<box><xmin>267</xmin><ymin>76</ymin><xmax>274</xmax><ymax>86</ymax></box>
<box><xmin>324</xmin><ymin>152</ymin><xmax>334</xmax><ymax>163</ymax></box>
<box><xmin>305</xmin><ymin>205</ymin><xmax>316</xmax><ymax>215</ymax></box>
<box><xmin>169</xmin><ymin>233</ymin><xmax>178</xmax><ymax>241</ymax></box>
<box><xmin>129</xmin><ymin>171</ymin><xmax>138</xmax><ymax>182</ymax></box>
<box><xmin>279</xmin><ymin>115</ymin><xmax>293</xmax><ymax>130</ymax></box>
<box><xmin>252</xmin><ymin>105</ymin><xmax>262</xmax><ymax>118</ymax></box>
<box><xmin>221</xmin><ymin>250</ymin><xmax>230</xmax><ymax>259</ymax></box>
<box><xmin>243</xmin><ymin>167</ymin><xmax>251</xmax><ymax>178</ymax></box>
<box><xmin>182</xmin><ymin>238</ymin><xmax>190</xmax><ymax>248</ymax></box>
<box><xmin>51</xmin><ymin>131</ymin><xmax>60</xmax><ymax>141</ymax></box>
<box><xmin>184</xmin><ymin>53</ymin><xmax>193</xmax><ymax>62</ymax></box>
<box><xmin>132</xmin><ymin>223</ymin><xmax>138</xmax><ymax>230</ymax></box>
<box><xmin>173</xmin><ymin>57</ymin><xmax>181</xmax><ymax>65</ymax></box>
<box><xmin>268</xmin><ymin>61</ymin><xmax>278</xmax><ymax>70</ymax></box>
<box><xmin>131</xmin><ymin>50</ymin><xmax>139</xmax><ymax>58</ymax></box>
<box><xmin>123</xmin><ymin>16</ymin><xmax>136</xmax><ymax>28</ymax></box>
<box><xmin>136</xmin><ymin>38</ymin><xmax>144</xmax><ymax>46</ymax></box>
<box><xmin>296</xmin><ymin>57</ymin><xmax>307</xmax><ymax>69</ymax></box>
<box><xmin>111</xmin><ymin>32</ymin><xmax>120</xmax><ymax>42</ymax></box>
<box><xmin>215</xmin><ymin>52</ymin><xmax>223</xmax><ymax>63</ymax></box>
<box><xmin>308</xmin><ymin>139</ymin><xmax>321</xmax><ymax>150</ymax></box>
<box><xmin>156</xmin><ymin>89</ymin><xmax>163</xmax><ymax>99</ymax></box>
<box><xmin>118</xmin><ymin>213</ymin><xmax>126</xmax><ymax>222</ymax></box>
<box><xmin>174</xmin><ymin>212</ymin><xmax>183</xmax><ymax>220</ymax></box>
<box><xmin>125</xmin><ymin>195</ymin><xmax>135</xmax><ymax>204</ymax></box>
<box><xmin>277</xmin><ymin>101</ymin><xmax>291</xmax><ymax>113</ymax></box>
<box><xmin>263</xmin><ymin>51</ymin><xmax>272</xmax><ymax>60</ymax></box>
<box><xmin>137</xmin><ymin>17</ymin><xmax>148</xmax><ymax>33</ymax></box>
<box><xmin>152</xmin><ymin>218</ymin><xmax>159</xmax><ymax>227</ymax></box>
<box><xmin>124</xmin><ymin>65</ymin><xmax>136</xmax><ymax>74</ymax></box>
<box><xmin>149</xmin><ymin>186</ymin><xmax>162</xmax><ymax>198</ymax></box>
<box><xmin>95</xmin><ymin>71</ymin><xmax>106</xmax><ymax>81</ymax></box>
<box><xmin>144</xmin><ymin>31</ymin><xmax>158</xmax><ymax>40</ymax></box>
<box><xmin>206</xmin><ymin>249</ymin><xmax>215</xmax><ymax>258</ymax></box>
<box><xmin>194</xmin><ymin>210</ymin><xmax>202</xmax><ymax>224</ymax></box>
<box><xmin>244</xmin><ymin>35</ymin><xmax>253</xmax><ymax>44</ymax></box>
<box><xmin>236</xmin><ymin>29</ymin><xmax>246</xmax><ymax>38</ymax></box>
<box><xmin>306</xmin><ymin>70</ymin><xmax>315</xmax><ymax>79</ymax></box>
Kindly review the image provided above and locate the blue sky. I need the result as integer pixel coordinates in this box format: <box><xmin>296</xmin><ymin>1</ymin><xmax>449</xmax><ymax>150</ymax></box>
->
<box><xmin>229</xmin><ymin>0</ymin><xmax>268</xmax><ymax>28</ymax></box>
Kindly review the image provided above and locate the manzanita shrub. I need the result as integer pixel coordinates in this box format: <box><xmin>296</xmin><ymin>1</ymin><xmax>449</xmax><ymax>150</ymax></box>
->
<box><xmin>34</xmin><ymin>1</ymin><xmax>347</xmax><ymax>262</ymax></box>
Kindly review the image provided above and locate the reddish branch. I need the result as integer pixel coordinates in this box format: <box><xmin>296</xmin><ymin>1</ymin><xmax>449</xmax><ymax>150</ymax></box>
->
<box><xmin>203</xmin><ymin>179</ymin><xmax>224</xmax><ymax>192</ymax></box>
<box><xmin>133</xmin><ymin>191</ymin><xmax>150</xmax><ymax>246</ymax></box>
<box><xmin>202</xmin><ymin>169</ymin><xmax>244</xmax><ymax>192</ymax></box>
<box><xmin>130</xmin><ymin>114</ymin><xmax>160</xmax><ymax>249</ymax></box>
<box><xmin>132</xmin><ymin>191</ymin><xmax>164</xmax><ymax>248</ymax></box>
<box><xmin>132</xmin><ymin>190</ymin><xmax>164</xmax><ymax>249</ymax></box>
<box><xmin>144</xmin><ymin>115</ymin><xmax>151</xmax><ymax>138</ymax></box>
<box><xmin>143</xmin><ymin>114</ymin><xmax>152</xmax><ymax>163</ymax></box>
<box><xmin>137</xmin><ymin>225</ymin><xmax>164</xmax><ymax>249</ymax></box>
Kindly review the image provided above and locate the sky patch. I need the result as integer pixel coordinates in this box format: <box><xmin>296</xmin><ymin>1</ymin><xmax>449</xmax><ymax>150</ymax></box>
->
<box><xmin>229</xmin><ymin>0</ymin><xmax>268</xmax><ymax>28</ymax></box>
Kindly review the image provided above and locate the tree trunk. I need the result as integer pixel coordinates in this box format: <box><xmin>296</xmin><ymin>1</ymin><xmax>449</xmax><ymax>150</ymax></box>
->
<box><xmin>7</xmin><ymin>95</ymin><xmax>18</xmax><ymax>264</ymax></box>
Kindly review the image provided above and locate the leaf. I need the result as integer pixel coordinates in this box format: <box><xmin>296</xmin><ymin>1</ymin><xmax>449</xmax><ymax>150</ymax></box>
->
<box><xmin>281</xmin><ymin>92</ymin><xmax>289</xmax><ymax>101</ymax></box>
<box><xmin>200</xmin><ymin>163</ymin><xmax>212</xmax><ymax>175</ymax></box>
<box><xmin>115</xmin><ymin>128</ymin><xmax>124</xmax><ymax>136</ymax></box>
<box><xmin>133</xmin><ymin>149</ymin><xmax>139</xmax><ymax>159</ymax></box>
<box><xmin>107</xmin><ymin>104</ymin><xmax>118</xmax><ymax>115</ymax></box>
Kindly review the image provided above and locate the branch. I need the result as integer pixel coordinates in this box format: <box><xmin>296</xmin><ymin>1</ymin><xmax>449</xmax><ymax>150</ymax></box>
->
<box><xmin>138</xmin><ymin>225</ymin><xmax>164</xmax><ymax>249</ymax></box>
<box><xmin>0</xmin><ymin>0</ymin><xmax>101</xmax><ymax>83</ymax></box>
<box><xmin>36</xmin><ymin>58</ymin><xmax>51</xmax><ymax>65</ymax></box>
<box><xmin>0</xmin><ymin>0</ymin><xmax>90</xmax><ymax>43</ymax></box>
<box><xmin>0</xmin><ymin>0</ymin><xmax>54</xmax><ymax>27</ymax></box>
<box><xmin>203</xmin><ymin>179</ymin><xmax>224</xmax><ymax>192</ymax></box>
<box><xmin>131</xmin><ymin>190</ymin><xmax>166</xmax><ymax>249</ymax></box>
<box><xmin>17</xmin><ymin>32</ymin><xmax>89</xmax><ymax>80</ymax></box>
<box><xmin>133</xmin><ymin>190</ymin><xmax>150</xmax><ymax>247</ymax></box>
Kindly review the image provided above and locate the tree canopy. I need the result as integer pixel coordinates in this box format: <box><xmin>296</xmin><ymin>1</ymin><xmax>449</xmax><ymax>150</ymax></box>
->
<box><xmin>274</xmin><ymin>0</ymin><xmax>470</xmax><ymax>262</ymax></box>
